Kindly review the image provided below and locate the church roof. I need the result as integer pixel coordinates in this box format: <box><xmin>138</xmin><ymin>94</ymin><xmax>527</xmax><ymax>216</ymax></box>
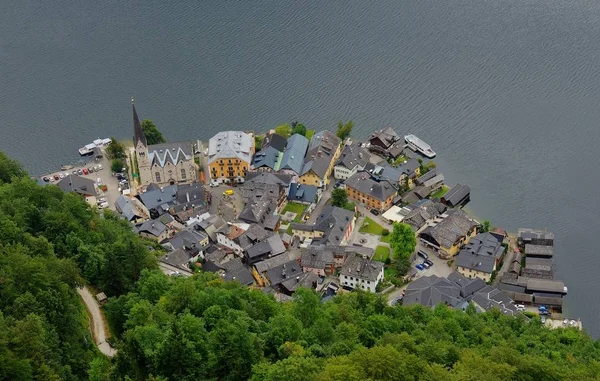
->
<box><xmin>132</xmin><ymin>98</ymin><xmax>147</xmax><ymax>147</ymax></box>
<box><xmin>147</xmin><ymin>142</ymin><xmax>193</xmax><ymax>167</ymax></box>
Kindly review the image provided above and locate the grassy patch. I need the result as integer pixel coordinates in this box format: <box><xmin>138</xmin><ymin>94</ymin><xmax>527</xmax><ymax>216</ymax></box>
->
<box><xmin>359</xmin><ymin>217</ymin><xmax>385</xmax><ymax>235</ymax></box>
<box><xmin>393</xmin><ymin>155</ymin><xmax>407</xmax><ymax>166</ymax></box>
<box><xmin>380</xmin><ymin>234</ymin><xmax>390</xmax><ymax>244</ymax></box>
<box><xmin>343</xmin><ymin>202</ymin><xmax>356</xmax><ymax>212</ymax></box>
<box><xmin>374</xmin><ymin>245</ymin><xmax>390</xmax><ymax>262</ymax></box>
<box><xmin>282</xmin><ymin>202</ymin><xmax>308</xmax><ymax>222</ymax></box>
<box><xmin>431</xmin><ymin>185</ymin><xmax>449</xmax><ymax>199</ymax></box>
<box><xmin>384</xmin><ymin>266</ymin><xmax>398</xmax><ymax>279</ymax></box>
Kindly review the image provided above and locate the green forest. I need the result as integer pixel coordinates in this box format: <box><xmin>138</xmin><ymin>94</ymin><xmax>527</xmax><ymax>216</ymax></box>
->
<box><xmin>1</xmin><ymin>151</ymin><xmax>600</xmax><ymax>380</ymax></box>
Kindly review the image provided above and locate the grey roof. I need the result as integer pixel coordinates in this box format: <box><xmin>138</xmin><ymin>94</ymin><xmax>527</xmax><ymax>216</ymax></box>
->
<box><xmin>301</xmin><ymin>246</ymin><xmax>335</xmax><ymax>270</ymax></box>
<box><xmin>208</xmin><ymin>131</ymin><xmax>253</xmax><ymax>165</ymax></box>
<box><xmin>167</xmin><ymin>228</ymin><xmax>208</xmax><ymax>251</ymax></box>
<box><xmin>525</xmin><ymin>257</ymin><xmax>553</xmax><ymax>271</ymax></box>
<box><xmin>239</xmin><ymin>200</ymin><xmax>272</xmax><ymax>224</ymax></box>
<box><xmin>525</xmin><ymin>278</ymin><xmax>565</xmax><ymax>294</ymax></box>
<box><xmin>252</xmin><ymin>146</ymin><xmax>282</xmax><ymax>170</ymax></box>
<box><xmin>263</xmin><ymin>215</ymin><xmax>280</xmax><ymax>231</ymax></box>
<box><xmin>136</xmin><ymin>219</ymin><xmax>167</xmax><ymax>238</ymax></box>
<box><xmin>517</xmin><ymin>228</ymin><xmax>555</xmax><ymax>243</ymax></box>
<box><xmin>254</xmin><ymin>250</ymin><xmax>302</xmax><ymax>274</ymax></box>
<box><xmin>525</xmin><ymin>244</ymin><xmax>554</xmax><ymax>257</ymax></box>
<box><xmin>442</xmin><ymin>184</ymin><xmax>471</xmax><ymax>206</ymax></box>
<box><xmin>132</xmin><ymin>100</ymin><xmax>147</xmax><ymax>147</ymax></box>
<box><xmin>148</xmin><ymin>142</ymin><xmax>193</xmax><ymax>167</ymax></box>
<box><xmin>236</xmin><ymin>224</ymin><xmax>271</xmax><ymax>250</ymax></box>
<box><xmin>447</xmin><ymin>272</ymin><xmax>487</xmax><ymax>297</ymax></box>
<box><xmin>471</xmin><ymin>286</ymin><xmax>518</xmax><ymax>315</ymax></box>
<box><xmin>461</xmin><ymin>232</ymin><xmax>504</xmax><ymax>259</ymax></box>
<box><xmin>175</xmin><ymin>183</ymin><xmax>205</xmax><ymax>208</ymax></box>
<box><xmin>397</xmin><ymin>159</ymin><xmax>420</xmax><ymax>176</ymax></box>
<box><xmin>302</xmin><ymin>130</ymin><xmax>341</xmax><ymax>178</ymax></box>
<box><xmin>281</xmin><ymin>271</ymin><xmax>319</xmax><ymax>293</ymax></box>
<box><xmin>138</xmin><ymin>184</ymin><xmax>178</xmax><ymax>210</ymax></box>
<box><xmin>261</xmin><ymin>133</ymin><xmax>287</xmax><ymax>152</ymax></box>
<box><xmin>339</xmin><ymin>256</ymin><xmax>383</xmax><ymax>282</ymax></box>
<box><xmin>115</xmin><ymin>195</ymin><xmax>143</xmax><ymax>221</ymax></box>
<box><xmin>369</xmin><ymin>127</ymin><xmax>400</xmax><ymax>148</ymax></box>
<box><xmin>455</xmin><ymin>251</ymin><xmax>496</xmax><ymax>274</ymax></box>
<box><xmin>422</xmin><ymin>174</ymin><xmax>445</xmax><ymax>188</ymax></box>
<box><xmin>267</xmin><ymin>259</ymin><xmax>303</xmax><ymax>286</ymax></box>
<box><xmin>245</xmin><ymin>172</ymin><xmax>292</xmax><ymax>187</ymax></box>
<box><xmin>240</xmin><ymin>182</ymin><xmax>281</xmax><ymax>204</ymax></box>
<box><xmin>345</xmin><ymin>172</ymin><xmax>397</xmax><ymax>202</ymax></box>
<box><xmin>336</xmin><ymin>142</ymin><xmax>370</xmax><ymax>170</ymax></box>
<box><xmin>402</xmin><ymin>199</ymin><xmax>446</xmax><ymax>231</ymax></box>
<box><xmin>311</xmin><ymin>206</ymin><xmax>355</xmax><ymax>246</ymax></box>
<box><xmin>415</xmin><ymin>168</ymin><xmax>438</xmax><ymax>184</ymax></box>
<box><xmin>57</xmin><ymin>175</ymin><xmax>97</xmax><ymax>196</ymax></box>
<box><xmin>279</xmin><ymin>134</ymin><xmax>309</xmax><ymax>174</ymax></box>
<box><xmin>245</xmin><ymin>234</ymin><xmax>286</xmax><ymax>260</ymax></box>
<box><xmin>420</xmin><ymin>209</ymin><xmax>478</xmax><ymax>249</ymax></box>
<box><xmin>404</xmin><ymin>275</ymin><xmax>464</xmax><ymax>308</ymax></box>
<box><xmin>220</xmin><ymin>258</ymin><xmax>255</xmax><ymax>286</ymax></box>
<box><xmin>287</xmin><ymin>183</ymin><xmax>319</xmax><ymax>204</ymax></box>
<box><xmin>160</xmin><ymin>249</ymin><xmax>192</xmax><ymax>272</ymax></box>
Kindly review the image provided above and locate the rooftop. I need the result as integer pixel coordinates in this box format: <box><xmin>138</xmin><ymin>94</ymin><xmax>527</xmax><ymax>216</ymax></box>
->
<box><xmin>57</xmin><ymin>175</ymin><xmax>97</xmax><ymax>197</ymax></box>
<box><xmin>279</xmin><ymin>133</ymin><xmax>309</xmax><ymax>174</ymax></box>
<box><xmin>420</xmin><ymin>209</ymin><xmax>478</xmax><ymax>249</ymax></box>
<box><xmin>208</xmin><ymin>131</ymin><xmax>253</xmax><ymax>164</ymax></box>
<box><xmin>147</xmin><ymin>142</ymin><xmax>192</xmax><ymax>168</ymax></box>
<box><xmin>339</xmin><ymin>256</ymin><xmax>383</xmax><ymax>282</ymax></box>
<box><xmin>292</xmin><ymin>206</ymin><xmax>355</xmax><ymax>246</ymax></box>
<box><xmin>442</xmin><ymin>183</ymin><xmax>471</xmax><ymax>206</ymax></box>
<box><xmin>345</xmin><ymin>172</ymin><xmax>397</xmax><ymax>202</ymax></box>
<box><xmin>525</xmin><ymin>244</ymin><xmax>554</xmax><ymax>257</ymax></box>
<box><xmin>336</xmin><ymin>142</ymin><xmax>370</xmax><ymax>170</ymax></box>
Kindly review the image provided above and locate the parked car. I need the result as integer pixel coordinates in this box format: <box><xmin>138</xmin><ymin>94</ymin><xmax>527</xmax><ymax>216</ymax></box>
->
<box><xmin>370</xmin><ymin>209</ymin><xmax>380</xmax><ymax>216</ymax></box>
<box><xmin>98</xmin><ymin>164</ymin><xmax>103</xmax><ymax>170</ymax></box>
<box><xmin>59</xmin><ymin>173</ymin><xmax>65</xmax><ymax>179</ymax></box>
<box><xmin>416</xmin><ymin>264</ymin><xmax>424</xmax><ymax>271</ymax></box>
<box><xmin>417</xmin><ymin>250</ymin><xmax>428</xmax><ymax>260</ymax></box>
<box><xmin>425</xmin><ymin>259</ymin><xmax>434</xmax><ymax>267</ymax></box>
<box><xmin>53</xmin><ymin>174</ymin><xmax>60</xmax><ymax>181</ymax></box>
<box><xmin>391</xmin><ymin>296</ymin><xmax>403</xmax><ymax>306</ymax></box>
<box><xmin>77</xmin><ymin>169</ymin><xmax>83</xmax><ymax>175</ymax></box>
<box><xmin>422</xmin><ymin>262</ymin><xmax>430</xmax><ymax>269</ymax></box>
<box><xmin>72</xmin><ymin>170</ymin><xmax>77</xmax><ymax>175</ymax></box>
<box><xmin>515</xmin><ymin>304</ymin><xmax>525</xmax><ymax>311</ymax></box>
<box><xmin>541</xmin><ymin>316</ymin><xmax>546</xmax><ymax>324</ymax></box>
<box><xmin>88</xmin><ymin>167</ymin><xmax>95</xmax><ymax>173</ymax></box>
<box><xmin>93</xmin><ymin>165</ymin><xmax>99</xmax><ymax>172</ymax></box>
<box><xmin>82</xmin><ymin>168</ymin><xmax>89</xmax><ymax>175</ymax></box>
<box><xmin>209</xmin><ymin>180</ymin><xmax>219</xmax><ymax>187</ymax></box>
<box><xmin>43</xmin><ymin>176</ymin><xmax>50</xmax><ymax>182</ymax></box>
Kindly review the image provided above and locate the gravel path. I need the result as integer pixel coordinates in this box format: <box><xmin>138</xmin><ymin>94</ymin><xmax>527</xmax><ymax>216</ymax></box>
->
<box><xmin>78</xmin><ymin>286</ymin><xmax>116</xmax><ymax>357</ymax></box>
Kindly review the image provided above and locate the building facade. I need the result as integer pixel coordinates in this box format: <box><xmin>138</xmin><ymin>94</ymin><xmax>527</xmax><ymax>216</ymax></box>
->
<box><xmin>345</xmin><ymin>172</ymin><xmax>397</xmax><ymax>211</ymax></box>
<box><xmin>208</xmin><ymin>131</ymin><xmax>254</xmax><ymax>184</ymax></box>
<box><xmin>132</xmin><ymin>99</ymin><xmax>196</xmax><ymax>187</ymax></box>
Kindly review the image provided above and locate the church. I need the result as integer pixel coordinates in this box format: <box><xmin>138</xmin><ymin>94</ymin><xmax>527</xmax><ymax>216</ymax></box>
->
<box><xmin>132</xmin><ymin>99</ymin><xmax>196</xmax><ymax>187</ymax></box>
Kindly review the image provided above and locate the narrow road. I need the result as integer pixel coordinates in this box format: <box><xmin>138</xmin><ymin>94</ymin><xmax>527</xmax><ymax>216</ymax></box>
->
<box><xmin>77</xmin><ymin>286</ymin><xmax>117</xmax><ymax>357</ymax></box>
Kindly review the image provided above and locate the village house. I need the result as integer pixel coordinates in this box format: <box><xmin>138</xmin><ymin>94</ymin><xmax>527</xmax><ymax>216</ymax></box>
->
<box><xmin>299</xmin><ymin>130</ymin><xmax>342</xmax><ymax>187</ymax></box>
<box><xmin>517</xmin><ymin>228</ymin><xmax>554</xmax><ymax>247</ymax></box>
<box><xmin>265</xmin><ymin>259</ymin><xmax>318</xmax><ymax>295</ymax></box>
<box><xmin>382</xmin><ymin>199</ymin><xmax>447</xmax><ymax>231</ymax></box>
<box><xmin>278</xmin><ymin>133</ymin><xmax>309</xmax><ymax>178</ymax></box>
<box><xmin>251</xmin><ymin>146</ymin><xmax>282</xmax><ymax>172</ymax></box>
<box><xmin>291</xmin><ymin>206</ymin><xmax>356</xmax><ymax>246</ymax></box>
<box><xmin>135</xmin><ymin>214</ymin><xmax>178</xmax><ymax>242</ymax></box>
<box><xmin>287</xmin><ymin>183</ymin><xmax>319</xmax><ymax>204</ymax></box>
<box><xmin>115</xmin><ymin>195</ymin><xmax>147</xmax><ymax>222</ymax></box>
<box><xmin>132</xmin><ymin>100</ymin><xmax>196</xmax><ymax>187</ymax></box>
<box><xmin>333</xmin><ymin>142</ymin><xmax>370</xmax><ymax>180</ymax></box>
<box><xmin>208</xmin><ymin>131</ymin><xmax>254</xmax><ymax>184</ymax></box>
<box><xmin>261</xmin><ymin>132</ymin><xmax>287</xmax><ymax>152</ymax></box>
<box><xmin>195</xmin><ymin>214</ymin><xmax>228</xmax><ymax>242</ymax></box>
<box><xmin>217</xmin><ymin>223</ymin><xmax>248</xmax><ymax>254</ymax></box>
<box><xmin>419</xmin><ymin>209</ymin><xmax>479</xmax><ymax>258</ymax></box>
<box><xmin>57</xmin><ymin>174</ymin><xmax>98</xmax><ymax>205</ymax></box>
<box><xmin>367</xmin><ymin>127</ymin><xmax>404</xmax><ymax>159</ymax></box>
<box><xmin>299</xmin><ymin>245</ymin><xmax>374</xmax><ymax>276</ymax></box>
<box><xmin>441</xmin><ymin>183</ymin><xmax>471</xmax><ymax>207</ymax></box>
<box><xmin>339</xmin><ymin>256</ymin><xmax>384</xmax><ymax>293</ymax></box>
<box><xmin>244</xmin><ymin>234</ymin><xmax>286</xmax><ymax>265</ymax></box>
<box><xmin>455</xmin><ymin>232</ymin><xmax>506</xmax><ymax>282</ymax></box>
<box><xmin>344</xmin><ymin>171</ymin><xmax>398</xmax><ymax>211</ymax></box>
<box><xmin>163</xmin><ymin>226</ymin><xmax>209</xmax><ymax>256</ymax></box>
<box><xmin>414</xmin><ymin>168</ymin><xmax>445</xmax><ymax>192</ymax></box>
<box><xmin>252</xmin><ymin>250</ymin><xmax>301</xmax><ymax>287</ymax></box>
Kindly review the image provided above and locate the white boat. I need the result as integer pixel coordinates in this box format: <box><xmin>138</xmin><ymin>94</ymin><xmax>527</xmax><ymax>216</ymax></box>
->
<box><xmin>404</xmin><ymin>134</ymin><xmax>436</xmax><ymax>158</ymax></box>
<box><xmin>79</xmin><ymin>138</ymin><xmax>111</xmax><ymax>156</ymax></box>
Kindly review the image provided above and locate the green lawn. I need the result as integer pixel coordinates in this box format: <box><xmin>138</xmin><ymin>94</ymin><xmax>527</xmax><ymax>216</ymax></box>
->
<box><xmin>374</xmin><ymin>245</ymin><xmax>390</xmax><ymax>262</ymax></box>
<box><xmin>282</xmin><ymin>202</ymin><xmax>308</xmax><ymax>222</ymax></box>
<box><xmin>431</xmin><ymin>185</ymin><xmax>450</xmax><ymax>199</ymax></box>
<box><xmin>359</xmin><ymin>217</ymin><xmax>391</xmax><ymax>242</ymax></box>
<box><xmin>392</xmin><ymin>155</ymin><xmax>407</xmax><ymax>166</ymax></box>
<box><xmin>384</xmin><ymin>266</ymin><xmax>397</xmax><ymax>279</ymax></box>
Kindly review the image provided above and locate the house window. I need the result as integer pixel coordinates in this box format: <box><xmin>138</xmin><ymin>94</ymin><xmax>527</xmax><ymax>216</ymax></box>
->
<box><xmin>155</xmin><ymin>172</ymin><xmax>161</xmax><ymax>182</ymax></box>
<box><xmin>181</xmin><ymin>169</ymin><xmax>186</xmax><ymax>179</ymax></box>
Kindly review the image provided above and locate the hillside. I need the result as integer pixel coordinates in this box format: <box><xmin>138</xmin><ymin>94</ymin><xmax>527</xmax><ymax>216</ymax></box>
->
<box><xmin>0</xmin><ymin>151</ymin><xmax>599</xmax><ymax>380</ymax></box>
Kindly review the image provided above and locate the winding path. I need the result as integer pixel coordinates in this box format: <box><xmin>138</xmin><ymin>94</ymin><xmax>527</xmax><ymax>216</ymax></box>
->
<box><xmin>77</xmin><ymin>286</ymin><xmax>117</xmax><ymax>357</ymax></box>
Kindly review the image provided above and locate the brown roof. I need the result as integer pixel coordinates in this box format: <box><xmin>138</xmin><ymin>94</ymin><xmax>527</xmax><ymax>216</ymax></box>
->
<box><xmin>227</xmin><ymin>225</ymin><xmax>246</xmax><ymax>240</ymax></box>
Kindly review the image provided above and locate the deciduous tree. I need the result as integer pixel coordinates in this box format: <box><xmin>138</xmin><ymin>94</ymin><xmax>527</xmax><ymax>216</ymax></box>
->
<box><xmin>331</xmin><ymin>188</ymin><xmax>348</xmax><ymax>208</ymax></box>
<box><xmin>389</xmin><ymin>222</ymin><xmax>416</xmax><ymax>260</ymax></box>
<box><xmin>141</xmin><ymin>119</ymin><xmax>166</xmax><ymax>144</ymax></box>
<box><xmin>336</xmin><ymin>120</ymin><xmax>354</xmax><ymax>141</ymax></box>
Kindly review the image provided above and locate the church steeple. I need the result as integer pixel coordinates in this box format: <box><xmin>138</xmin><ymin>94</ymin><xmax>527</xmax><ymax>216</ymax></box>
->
<box><xmin>132</xmin><ymin>97</ymin><xmax>147</xmax><ymax>147</ymax></box>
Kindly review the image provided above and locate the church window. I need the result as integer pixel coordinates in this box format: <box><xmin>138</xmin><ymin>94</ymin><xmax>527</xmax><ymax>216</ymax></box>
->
<box><xmin>155</xmin><ymin>172</ymin><xmax>161</xmax><ymax>182</ymax></box>
<box><xmin>181</xmin><ymin>169</ymin><xmax>186</xmax><ymax>179</ymax></box>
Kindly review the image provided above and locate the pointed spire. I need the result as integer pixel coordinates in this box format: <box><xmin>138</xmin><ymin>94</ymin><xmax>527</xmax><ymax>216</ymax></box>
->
<box><xmin>132</xmin><ymin>97</ymin><xmax>147</xmax><ymax>147</ymax></box>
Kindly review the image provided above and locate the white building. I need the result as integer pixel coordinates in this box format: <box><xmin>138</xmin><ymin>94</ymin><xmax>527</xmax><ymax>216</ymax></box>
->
<box><xmin>333</xmin><ymin>142</ymin><xmax>370</xmax><ymax>180</ymax></box>
<box><xmin>339</xmin><ymin>256</ymin><xmax>384</xmax><ymax>293</ymax></box>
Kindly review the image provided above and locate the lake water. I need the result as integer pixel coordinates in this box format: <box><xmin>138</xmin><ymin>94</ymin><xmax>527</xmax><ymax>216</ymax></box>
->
<box><xmin>2</xmin><ymin>1</ymin><xmax>600</xmax><ymax>336</ymax></box>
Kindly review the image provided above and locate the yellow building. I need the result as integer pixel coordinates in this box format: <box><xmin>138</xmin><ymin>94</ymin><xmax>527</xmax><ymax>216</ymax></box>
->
<box><xmin>344</xmin><ymin>172</ymin><xmax>397</xmax><ymax>211</ymax></box>
<box><xmin>208</xmin><ymin>131</ymin><xmax>254</xmax><ymax>184</ymax></box>
<box><xmin>299</xmin><ymin>130</ymin><xmax>341</xmax><ymax>187</ymax></box>
<box><xmin>418</xmin><ymin>209</ymin><xmax>478</xmax><ymax>258</ymax></box>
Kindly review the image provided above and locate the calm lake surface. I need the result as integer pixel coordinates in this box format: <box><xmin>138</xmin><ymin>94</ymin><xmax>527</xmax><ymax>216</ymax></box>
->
<box><xmin>2</xmin><ymin>1</ymin><xmax>600</xmax><ymax>336</ymax></box>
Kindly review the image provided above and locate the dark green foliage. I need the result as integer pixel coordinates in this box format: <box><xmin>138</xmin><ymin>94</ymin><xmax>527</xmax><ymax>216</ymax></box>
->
<box><xmin>382</xmin><ymin>229</ymin><xmax>390</xmax><ymax>236</ymax></box>
<box><xmin>141</xmin><ymin>119</ymin><xmax>166</xmax><ymax>145</ymax></box>
<box><xmin>0</xmin><ymin>151</ymin><xmax>27</xmax><ymax>184</ymax></box>
<box><xmin>389</xmin><ymin>222</ymin><xmax>417</xmax><ymax>260</ymax></box>
<box><xmin>275</xmin><ymin>124</ymin><xmax>292</xmax><ymax>138</ymax></box>
<box><xmin>103</xmin><ymin>272</ymin><xmax>600</xmax><ymax>381</ymax></box>
<box><xmin>331</xmin><ymin>188</ymin><xmax>348</xmax><ymax>208</ymax></box>
<box><xmin>481</xmin><ymin>220</ymin><xmax>492</xmax><ymax>233</ymax></box>
<box><xmin>111</xmin><ymin>158</ymin><xmax>125</xmax><ymax>173</ymax></box>
<box><xmin>291</xmin><ymin>122</ymin><xmax>307</xmax><ymax>137</ymax></box>
<box><xmin>336</xmin><ymin>120</ymin><xmax>354</xmax><ymax>141</ymax></box>
<box><xmin>106</xmin><ymin>137</ymin><xmax>126</xmax><ymax>159</ymax></box>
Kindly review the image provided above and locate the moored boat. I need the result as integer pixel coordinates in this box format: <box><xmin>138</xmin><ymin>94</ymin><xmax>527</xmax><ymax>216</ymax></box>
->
<box><xmin>78</xmin><ymin>138</ymin><xmax>111</xmax><ymax>156</ymax></box>
<box><xmin>404</xmin><ymin>134</ymin><xmax>436</xmax><ymax>158</ymax></box>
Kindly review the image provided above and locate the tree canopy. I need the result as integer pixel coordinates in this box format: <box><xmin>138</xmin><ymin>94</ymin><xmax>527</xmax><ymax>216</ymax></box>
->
<box><xmin>389</xmin><ymin>222</ymin><xmax>416</xmax><ymax>260</ymax></box>
<box><xmin>336</xmin><ymin>120</ymin><xmax>354</xmax><ymax>141</ymax></box>
<box><xmin>291</xmin><ymin>122</ymin><xmax>307</xmax><ymax>137</ymax></box>
<box><xmin>0</xmin><ymin>151</ymin><xmax>27</xmax><ymax>184</ymax></box>
<box><xmin>331</xmin><ymin>188</ymin><xmax>348</xmax><ymax>208</ymax></box>
<box><xmin>106</xmin><ymin>137</ymin><xmax>126</xmax><ymax>159</ymax></box>
<box><xmin>141</xmin><ymin>119</ymin><xmax>166</xmax><ymax>145</ymax></box>
<box><xmin>275</xmin><ymin>124</ymin><xmax>292</xmax><ymax>138</ymax></box>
